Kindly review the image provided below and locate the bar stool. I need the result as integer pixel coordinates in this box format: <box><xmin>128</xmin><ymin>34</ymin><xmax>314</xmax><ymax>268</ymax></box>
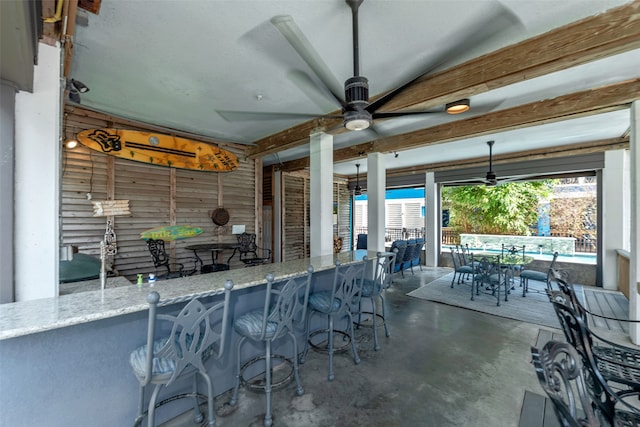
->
<box><xmin>356</xmin><ymin>251</ymin><xmax>396</xmax><ymax>351</ymax></box>
<box><xmin>129</xmin><ymin>281</ymin><xmax>233</xmax><ymax>427</ymax></box>
<box><xmin>300</xmin><ymin>260</ymin><xmax>366</xmax><ymax>381</ymax></box>
<box><xmin>228</xmin><ymin>266</ymin><xmax>313</xmax><ymax>427</ymax></box>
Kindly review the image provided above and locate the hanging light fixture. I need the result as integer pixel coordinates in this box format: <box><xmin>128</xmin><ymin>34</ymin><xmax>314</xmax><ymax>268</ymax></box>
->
<box><xmin>445</xmin><ymin>98</ymin><xmax>470</xmax><ymax>114</ymax></box>
<box><xmin>354</xmin><ymin>163</ymin><xmax>362</xmax><ymax>195</ymax></box>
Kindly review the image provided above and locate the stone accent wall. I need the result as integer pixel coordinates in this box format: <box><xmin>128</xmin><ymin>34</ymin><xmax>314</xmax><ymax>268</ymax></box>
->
<box><xmin>460</xmin><ymin>233</ymin><xmax>576</xmax><ymax>255</ymax></box>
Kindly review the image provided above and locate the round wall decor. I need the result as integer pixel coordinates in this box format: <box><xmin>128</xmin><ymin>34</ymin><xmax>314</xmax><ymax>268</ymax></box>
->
<box><xmin>211</xmin><ymin>207</ymin><xmax>230</xmax><ymax>226</ymax></box>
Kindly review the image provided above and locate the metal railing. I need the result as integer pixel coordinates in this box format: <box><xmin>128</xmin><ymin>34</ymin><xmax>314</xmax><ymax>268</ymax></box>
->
<box><xmin>355</xmin><ymin>227</ymin><xmax>424</xmax><ymax>243</ymax></box>
<box><xmin>354</xmin><ymin>227</ymin><xmax>596</xmax><ymax>253</ymax></box>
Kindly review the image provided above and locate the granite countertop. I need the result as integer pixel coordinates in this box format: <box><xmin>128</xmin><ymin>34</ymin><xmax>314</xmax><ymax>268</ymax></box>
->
<box><xmin>59</xmin><ymin>276</ymin><xmax>133</xmax><ymax>295</ymax></box>
<box><xmin>0</xmin><ymin>250</ymin><xmax>375</xmax><ymax>341</ymax></box>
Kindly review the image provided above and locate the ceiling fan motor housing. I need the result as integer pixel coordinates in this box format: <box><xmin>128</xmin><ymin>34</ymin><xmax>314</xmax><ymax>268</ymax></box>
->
<box><xmin>344</xmin><ymin>76</ymin><xmax>372</xmax><ymax>129</ymax></box>
<box><xmin>344</xmin><ymin>75</ymin><xmax>369</xmax><ymax>107</ymax></box>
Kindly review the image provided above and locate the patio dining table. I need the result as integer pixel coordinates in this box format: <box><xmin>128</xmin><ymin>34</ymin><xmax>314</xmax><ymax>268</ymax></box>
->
<box><xmin>471</xmin><ymin>251</ymin><xmax>534</xmax><ymax>294</ymax></box>
<box><xmin>184</xmin><ymin>242</ymin><xmax>240</xmax><ymax>272</ymax></box>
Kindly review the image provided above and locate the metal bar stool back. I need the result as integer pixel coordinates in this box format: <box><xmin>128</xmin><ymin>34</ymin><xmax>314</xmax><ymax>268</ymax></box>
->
<box><xmin>130</xmin><ymin>282</ymin><xmax>233</xmax><ymax>427</ymax></box>
<box><xmin>228</xmin><ymin>266</ymin><xmax>314</xmax><ymax>427</ymax></box>
<box><xmin>301</xmin><ymin>260</ymin><xmax>367</xmax><ymax>381</ymax></box>
<box><xmin>356</xmin><ymin>251</ymin><xmax>396</xmax><ymax>351</ymax></box>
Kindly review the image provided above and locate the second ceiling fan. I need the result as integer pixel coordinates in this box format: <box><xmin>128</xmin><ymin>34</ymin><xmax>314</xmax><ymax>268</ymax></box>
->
<box><xmin>219</xmin><ymin>0</ymin><xmax>519</xmax><ymax>132</ymax></box>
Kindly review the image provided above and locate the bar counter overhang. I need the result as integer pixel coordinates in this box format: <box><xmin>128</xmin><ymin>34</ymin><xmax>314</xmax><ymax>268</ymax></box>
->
<box><xmin>0</xmin><ymin>250</ymin><xmax>376</xmax><ymax>427</ymax></box>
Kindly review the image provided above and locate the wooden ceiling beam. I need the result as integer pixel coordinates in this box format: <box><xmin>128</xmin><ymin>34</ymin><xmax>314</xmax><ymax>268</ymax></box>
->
<box><xmin>247</xmin><ymin>1</ymin><xmax>640</xmax><ymax>159</ymax></box>
<box><xmin>277</xmin><ymin>78</ymin><xmax>639</xmax><ymax>171</ymax></box>
<box><xmin>335</xmin><ymin>78</ymin><xmax>638</xmax><ymax>163</ymax></box>
<box><xmin>384</xmin><ymin>136</ymin><xmax>629</xmax><ymax>179</ymax></box>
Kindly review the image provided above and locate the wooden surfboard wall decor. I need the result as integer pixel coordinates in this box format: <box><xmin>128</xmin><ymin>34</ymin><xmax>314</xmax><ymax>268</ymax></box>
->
<box><xmin>77</xmin><ymin>128</ymin><xmax>239</xmax><ymax>172</ymax></box>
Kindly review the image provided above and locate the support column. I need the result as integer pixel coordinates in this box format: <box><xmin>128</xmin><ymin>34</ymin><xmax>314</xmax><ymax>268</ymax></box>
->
<box><xmin>602</xmin><ymin>150</ymin><xmax>630</xmax><ymax>290</ymax></box>
<box><xmin>424</xmin><ymin>172</ymin><xmax>439</xmax><ymax>267</ymax></box>
<box><xmin>367</xmin><ymin>153</ymin><xmax>385</xmax><ymax>253</ymax></box>
<box><xmin>309</xmin><ymin>132</ymin><xmax>333</xmax><ymax>258</ymax></box>
<box><xmin>14</xmin><ymin>43</ymin><xmax>61</xmax><ymax>301</ymax></box>
<box><xmin>0</xmin><ymin>83</ymin><xmax>16</xmax><ymax>303</ymax></box>
<box><xmin>630</xmin><ymin>101</ymin><xmax>640</xmax><ymax>344</ymax></box>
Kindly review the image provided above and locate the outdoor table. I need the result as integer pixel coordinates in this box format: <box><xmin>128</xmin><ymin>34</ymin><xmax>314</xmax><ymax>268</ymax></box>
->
<box><xmin>184</xmin><ymin>242</ymin><xmax>241</xmax><ymax>272</ymax></box>
<box><xmin>471</xmin><ymin>252</ymin><xmax>534</xmax><ymax>294</ymax></box>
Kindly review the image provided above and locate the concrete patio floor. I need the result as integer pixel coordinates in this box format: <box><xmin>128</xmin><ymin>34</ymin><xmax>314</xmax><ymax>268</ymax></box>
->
<box><xmin>161</xmin><ymin>266</ymin><xmax>559</xmax><ymax>427</ymax></box>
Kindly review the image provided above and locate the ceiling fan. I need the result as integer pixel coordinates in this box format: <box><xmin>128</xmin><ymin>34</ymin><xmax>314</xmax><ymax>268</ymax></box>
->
<box><xmin>484</xmin><ymin>140</ymin><xmax>498</xmax><ymax>186</ymax></box>
<box><xmin>218</xmin><ymin>0</ymin><xmax>520</xmax><ymax>132</ymax></box>
<box><xmin>354</xmin><ymin>163</ymin><xmax>363</xmax><ymax>195</ymax></box>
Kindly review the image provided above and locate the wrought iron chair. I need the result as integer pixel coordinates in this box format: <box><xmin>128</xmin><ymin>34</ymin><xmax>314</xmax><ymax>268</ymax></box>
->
<box><xmin>236</xmin><ymin>232</ymin><xmax>272</xmax><ymax>266</ymax></box>
<box><xmin>355</xmin><ymin>251</ymin><xmax>396</xmax><ymax>351</ymax></box>
<box><xmin>520</xmin><ymin>251</ymin><xmax>558</xmax><ymax>296</ymax></box>
<box><xmin>531</xmin><ymin>340</ymin><xmax>640</xmax><ymax>427</ymax></box>
<box><xmin>400</xmin><ymin>239</ymin><xmax>416</xmax><ymax>277</ymax></box>
<box><xmin>356</xmin><ymin>233</ymin><xmax>368</xmax><ymax>250</ymax></box>
<box><xmin>548</xmin><ymin>273</ymin><xmax>640</xmax><ymax>393</ymax></box>
<box><xmin>301</xmin><ymin>260</ymin><xmax>366</xmax><ymax>381</ymax></box>
<box><xmin>411</xmin><ymin>238</ymin><xmax>424</xmax><ymax>272</ymax></box>
<box><xmin>471</xmin><ymin>255</ymin><xmax>507</xmax><ymax>305</ymax></box>
<box><xmin>130</xmin><ymin>282</ymin><xmax>233</xmax><ymax>427</ymax></box>
<box><xmin>536</xmin><ymin>300</ymin><xmax>640</xmax><ymax>426</ymax></box>
<box><xmin>500</xmin><ymin>244</ymin><xmax>525</xmax><ymax>290</ymax></box>
<box><xmin>228</xmin><ymin>267</ymin><xmax>313</xmax><ymax>427</ymax></box>
<box><xmin>390</xmin><ymin>240</ymin><xmax>407</xmax><ymax>275</ymax></box>
<box><xmin>450</xmin><ymin>247</ymin><xmax>474</xmax><ymax>288</ymax></box>
<box><xmin>146</xmin><ymin>239</ymin><xmax>187</xmax><ymax>279</ymax></box>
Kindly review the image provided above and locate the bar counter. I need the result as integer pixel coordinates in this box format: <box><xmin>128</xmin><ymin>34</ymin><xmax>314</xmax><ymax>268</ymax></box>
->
<box><xmin>1</xmin><ymin>251</ymin><xmax>375</xmax><ymax>427</ymax></box>
<box><xmin>0</xmin><ymin>251</ymin><xmax>371</xmax><ymax>341</ymax></box>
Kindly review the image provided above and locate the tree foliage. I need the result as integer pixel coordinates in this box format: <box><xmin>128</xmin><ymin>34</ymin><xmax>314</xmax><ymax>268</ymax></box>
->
<box><xmin>442</xmin><ymin>181</ymin><xmax>555</xmax><ymax>235</ymax></box>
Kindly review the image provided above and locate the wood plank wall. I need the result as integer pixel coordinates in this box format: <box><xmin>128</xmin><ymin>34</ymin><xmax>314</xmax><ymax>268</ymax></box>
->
<box><xmin>334</xmin><ymin>180</ymin><xmax>351</xmax><ymax>251</ymax></box>
<box><xmin>282</xmin><ymin>173</ymin><xmax>308</xmax><ymax>261</ymax></box>
<box><xmin>62</xmin><ymin>107</ymin><xmax>253</xmax><ymax>281</ymax></box>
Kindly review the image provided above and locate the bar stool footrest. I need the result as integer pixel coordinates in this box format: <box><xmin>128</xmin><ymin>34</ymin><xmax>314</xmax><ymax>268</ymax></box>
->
<box><xmin>240</xmin><ymin>354</ymin><xmax>295</xmax><ymax>393</ymax></box>
<box><xmin>308</xmin><ymin>329</ymin><xmax>351</xmax><ymax>354</ymax></box>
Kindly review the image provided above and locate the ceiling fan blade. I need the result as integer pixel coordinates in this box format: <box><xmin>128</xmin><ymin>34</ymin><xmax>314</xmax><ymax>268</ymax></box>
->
<box><xmin>289</xmin><ymin>70</ymin><xmax>343</xmax><ymax>110</ymax></box>
<box><xmin>217</xmin><ymin>110</ymin><xmax>342</xmax><ymax>122</ymax></box>
<box><xmin>366</xmin><ymin>3</ymin><xmax>523</xmax><ymax>114</ymax></box>
<box><xmin>271</xmin><ymin>15</ymin><xmax>346</xmax><ymax>108</ymax></box>
<box><xmin>372</xmin><ymin>109</ymin><xmax>442</xmax><ymax>119</ymax></box>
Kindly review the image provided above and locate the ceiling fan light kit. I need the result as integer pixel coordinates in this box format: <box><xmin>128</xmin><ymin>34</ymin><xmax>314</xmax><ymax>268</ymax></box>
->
<box><xmin>446</xmin><ymin>99</ymin><xmax>470</xmax><ymax>114</ymax></box>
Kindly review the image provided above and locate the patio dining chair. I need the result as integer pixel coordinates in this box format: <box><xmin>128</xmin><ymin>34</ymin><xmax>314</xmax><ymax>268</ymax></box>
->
<box><xmin>548</xmin><ymin>271</ymin><xmax>640</xmax><ymax>393</ymax></box>
<box><xmin>471</xmin><ymin>255</ymin><xmax>507</xmax><ymax>306</ymax></box>
<box><xmin>520</xmin><ymin>251</ymin><xmax>558</xmax><ymax>296</ymax></box>
<box><xmin>450</xmin><ymin>247</ymin><xmax>474</xmax><ymax>288</ymax></box>
<box><xmin>146</xmin><ymin>239</ymin><xmax>189</xmax><ymax>279</ymax></box>
<box><xmin>531</xmin><ymin>340</ymin><xmax>640</xmax><ymax>427</ymax></box>
<box><xmin>237</xmin><ymin>232</ymin><xmax>272</xmax><ymax>266</ymax></box>
<box><xmin>389</xmin><ymin>240</ymin><xmax>407</xmax><ymax>275</ymax></box>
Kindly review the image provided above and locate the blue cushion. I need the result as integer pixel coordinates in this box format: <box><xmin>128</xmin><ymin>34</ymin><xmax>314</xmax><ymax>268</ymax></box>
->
<box><xmin>360</xmin><ymin>278</ymin><xmax>382</xmax><ymax>297</ymax></box>
<box><xmin>233</xmin><ymin>309</ymin><xmax>277</xmax><ymax>339</ymax></box>
<box><xmin>457</xmin><ymin>265</ymin><xmax>474</xmax><ymax>274</ymax></box>
<box><xmin>130</xmin><ymin>338</ymin><xmax>176</xmax><ymax>379</ymax></box>
<box><xmin>309</xmin><ymin>291</ymin><xmax>341</xmax><ymax>313</ymax></box>
<box><xmin>130</xmin><ymin>333</ymin><xmax>207</xmax><ymax>380</ymax></box>
<box><xmin>520</xmin><ymin>270</ymin><xmax>547</xmax><ymax>282</ymax></box>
